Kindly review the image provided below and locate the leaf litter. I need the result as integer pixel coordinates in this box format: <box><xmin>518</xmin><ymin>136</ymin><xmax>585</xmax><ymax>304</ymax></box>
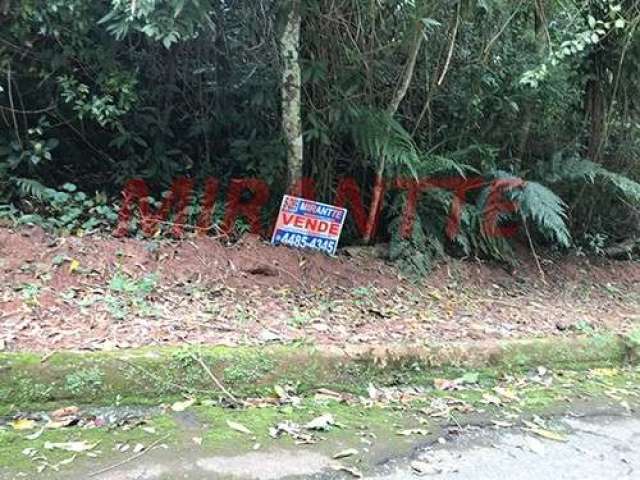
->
<box><xmin>5</xmin><ymin>363</ymin><xmax>640</xmax><ymax>478</ymax></box>
<box><xmin>4</xmin><ymin>227</ymin><xmax>637</xmax><ymax>354</ymax></box>
<box><xmin>4</xmin><ymin>404</ymin><xmax>164</xmax><ymax>474</ymax></box>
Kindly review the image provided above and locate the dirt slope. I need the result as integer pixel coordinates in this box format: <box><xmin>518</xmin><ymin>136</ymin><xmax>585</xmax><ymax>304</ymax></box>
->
<box><xmin>1</xmin><ymin>227</ymin><xmax>639</xmax><ymax>351</ymax></box>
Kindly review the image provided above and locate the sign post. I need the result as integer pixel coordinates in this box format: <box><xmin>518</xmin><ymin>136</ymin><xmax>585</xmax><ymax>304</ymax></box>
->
<box><xmin>271</xmin><ymin>195</ymin><xmax>347</xmax><ymax>255</ymax></box>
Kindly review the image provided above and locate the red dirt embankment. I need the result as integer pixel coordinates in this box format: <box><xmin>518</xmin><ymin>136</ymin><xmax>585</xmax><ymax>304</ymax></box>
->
<box><xmin>1</xmin><ymin>227</ymin><xmax>639</xmax><ymax>352</ymax></box>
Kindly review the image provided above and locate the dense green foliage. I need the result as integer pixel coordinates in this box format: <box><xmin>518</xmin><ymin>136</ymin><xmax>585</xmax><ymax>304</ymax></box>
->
<box><xmin>1</xmin><ymin>0</ymin><xmax>640</xmax><ymax>270</ymax></box>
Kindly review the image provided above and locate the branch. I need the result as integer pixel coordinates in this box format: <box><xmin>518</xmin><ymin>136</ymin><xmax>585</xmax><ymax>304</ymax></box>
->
<box><xmin>387</xmin><ymin>23</ymin><xmax>424</xmax><ymax>116</ymax></box>
<box><xmin>0</xmin><ymin>104</ymin><xmax>57</xmax><ymax>115</ymax></box>
<box><xmin>438</xmin><ymin>1</ymin><xmax>461</xmax><ymax>86</ymax></box>
<box><xmin>5</xmin><ymin>64</ymin><xmax>22</xmax><ymax>148</ymax></box>
<box><xmin>89</xmin><ymin>435</ymin><xmax>170</xmax><ymax>478</ymax></box>
<box><xmin>191</xmin><ymin>353</ymin><xmax>245</xmax><ymax>407</ymax></box>
<box><xmin>482</xmin><ymin>2</ymin><xmax>523</xmax><ymax>64</ymax></box>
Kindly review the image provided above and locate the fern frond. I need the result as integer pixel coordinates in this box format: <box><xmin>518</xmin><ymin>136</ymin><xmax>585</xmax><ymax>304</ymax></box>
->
<box><xmin>12</xmin><ymin>178</ymin><xmax>49</xmax><ymax>202</ymax></box>
<box><xmin>539</xmin><ymin>154</ymin><xmax>601</xmax><ymax>183</ymax></box>
<box><xmin>419</xmin><ymin>154</ymin><xmax>476</xmax><ymax>177</ymax></box>
<box><xmin>598</xmin><ymin>170</ymin><xmax>640</xmax><ymax>204</ymax></box>
<box><xmin>349</xmin><ymin>108</ymin><xmax>420</xmax><ymax>178</ymax></box>
<box><xmin>480</xmin><ymin>171</ymin><xmax>571</xmax><ymax>248</ymax></box>
<box><xmin>540</xmin><ymin>153</ymin><xmax>640</xmax><ymax>204</ymax></box>
<box><xmin>516</xmin><ymin>181</ymin><xmax>571</xmax><ymax>247</ymax></box>
<box><xmin>349</xmin><ymin>108</ymin><xmax>473</xmax><ymax>182</ymax></box>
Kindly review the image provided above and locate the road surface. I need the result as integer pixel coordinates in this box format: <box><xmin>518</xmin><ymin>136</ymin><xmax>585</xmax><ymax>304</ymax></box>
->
<box><xmin>85</xmin><ymin>413</ymin><xmax>639</xmax><ymax>480</ymax></box>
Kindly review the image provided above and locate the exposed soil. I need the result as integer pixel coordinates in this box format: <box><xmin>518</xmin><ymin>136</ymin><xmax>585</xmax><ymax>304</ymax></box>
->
<box><xmin>1</xmin><ymin>226</ymin><xmax>639</xmax><ymax>352</ymax></box>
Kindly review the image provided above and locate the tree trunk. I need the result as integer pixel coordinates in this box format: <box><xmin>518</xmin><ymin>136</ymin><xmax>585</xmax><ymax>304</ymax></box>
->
<box><xmin>583</xmin><ymin>4</ymin><xmax>607</xmax><ymax>163</ymax></box>
<box><xmin>281</xmin><ymin>0</ymin><xmax>304</xmax><ymax>193</ymax></box>
<box><xmin>586</xmin><ymin>70</ymin><xmax>605</xmax><ymax>162</ymax></box>
<box><xmin>517</xmin><ymin>1</ymin><xmax>547</xmax><ymax>159</ymax></box>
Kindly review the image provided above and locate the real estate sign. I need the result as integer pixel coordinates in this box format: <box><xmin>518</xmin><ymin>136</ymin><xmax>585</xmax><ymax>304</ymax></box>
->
<box><xmin>271</xmin><ymin>195</ymin><xmax>347</xmax><ymax>255</ymax></box>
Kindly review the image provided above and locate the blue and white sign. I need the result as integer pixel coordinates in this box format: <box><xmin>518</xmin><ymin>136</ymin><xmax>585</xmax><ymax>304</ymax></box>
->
<box><xmin>271</xmin><ymin>195</ymin><xmax>347</xmax><ymax>255</ymax></box>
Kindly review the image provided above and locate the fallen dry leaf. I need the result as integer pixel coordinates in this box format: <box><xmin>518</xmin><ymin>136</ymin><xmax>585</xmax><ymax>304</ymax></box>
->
<box><xmin>333</xmin><ymin>448</ymin><xmax>358</xmax><ymax>459</ymax></box>
<box><xmin>117</xmin><ymin>443</ymin><xmax>130</xmax><ymax>453</ymax></box>
<box><xmin>25</xmin><ymin>428</ymin><xmax>45</xmax><ymax>440</ymax></box>
<box><xmin>589</xmin><ymin>368</ymin><xmax>619</xmax><ymax>377</ymax></box>
<box><xmin>524</xmin><ymin>427</ymin><xmax>568</xmax><ymax>442</ymax></box>
<box><xmin>22</xmin><ymin>448</ymin><xmax>38</xmax><ymax>458</ymax></box>
<box><xmin>10</xmin><ymin>418</ymin><xmax>36</xmax><ymax>431</ymax></box>
<box><xmin>269</xmin><ymin>421</ymin><xmax>315</xmax><ymax>444</ymax></box>
<box><xmin>171</xmin><ymin>398</ymin><xmax>196</xmax><ymax>412</ymax></box>
<box><xmin>305</xmin><ymin>414</ymin><xmax>335</xmax><ymax>431</ymax></box>
<box><xmin>332</xmin><ymin>464</ymin><xmax>363</xmax><ymax>478</ymax></box>
<box><xmin>227</xmin><ymin>420</ymin><xmax>253</xmax><ymax>435</ymax></box>
<box><xmin>69</xmin><ymin>259</ymin><xmax>81</xmax><ymax>274</ymax></box>
<box><xmin>50</xmin><ymin>406</ymin><xmax>80</xmax><ymax>419</ymax></box>
<box><xmin>491</xmin><ymin>420</ymin><xmax>514</xmax><ymax>428</ymax></box>
<box><xmin>44</xmin><ymin>441</ymin><xmax>98</xmax><ymax>453</ymax></box>
<box><xmin>315</xmin><ymin>388</ymin><xmax>345</xmax><ymax>402</ymax></box>
<box><xmin>54</xmin><ymin>455</ymin><xmax>77</xmax><ymax>468</ymax></box>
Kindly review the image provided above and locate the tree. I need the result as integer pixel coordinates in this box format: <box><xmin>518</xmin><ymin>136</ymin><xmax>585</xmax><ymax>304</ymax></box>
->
<box><xmin>280</xmin><ymin>0</ymin><xmax>304</xmax><ymax>193</ymax></box>
<box><xmin>2</xmin><ymin>0</ymin><xmax>640</xmax><ymax>268</ymax></box>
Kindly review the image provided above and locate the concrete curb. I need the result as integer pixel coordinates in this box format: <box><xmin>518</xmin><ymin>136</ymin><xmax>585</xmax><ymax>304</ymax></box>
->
<box><xmin>1</xmin><ymin>332</ymin><xmax>637</xmax><ymax>408</ymax></box>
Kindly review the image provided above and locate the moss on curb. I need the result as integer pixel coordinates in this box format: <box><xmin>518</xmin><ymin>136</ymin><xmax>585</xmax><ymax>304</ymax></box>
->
<box><xmin>2</xmin><ymin>366</ymin><xmax>640</xmax><ymax>480</ymax></box>
<box><xmin>1</xmin><ymin>333</ymin><xmax>637</xmax><ymax>410</ymax></box>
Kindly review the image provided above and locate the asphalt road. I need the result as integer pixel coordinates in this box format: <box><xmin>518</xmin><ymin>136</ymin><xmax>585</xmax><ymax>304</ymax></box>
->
<box><xmin>368</xmin><ymin>414</ymin><xmax>640</xmax><ymax>480</ymax></box>
<box><xmin>28</xmin><ymin>412</ymin><xmax>639</xmax><ymax>480</ymax></box>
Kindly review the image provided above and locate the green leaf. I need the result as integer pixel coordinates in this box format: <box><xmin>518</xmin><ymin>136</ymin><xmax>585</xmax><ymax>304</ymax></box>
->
<box><xmin>517</xmin><ymin>181</ymin><xmax>571</xmax><ymax>248</ymax></box>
